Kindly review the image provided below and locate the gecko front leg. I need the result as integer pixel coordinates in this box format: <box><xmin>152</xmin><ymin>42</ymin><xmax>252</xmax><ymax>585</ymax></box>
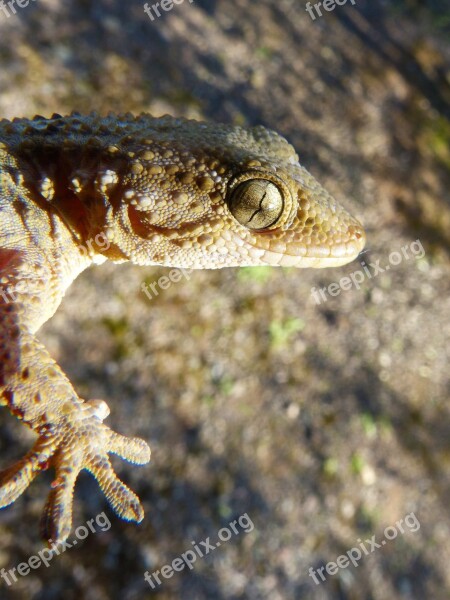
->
<box><xmin>0</xmin><ymin>302</ymin><xmax>150</xmax><ymax>543</ymax></box>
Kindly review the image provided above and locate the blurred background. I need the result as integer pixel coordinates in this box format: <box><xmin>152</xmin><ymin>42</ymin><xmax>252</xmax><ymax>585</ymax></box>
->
<box><xmin>0</xmin><ymin>0</ymin><xmax>449</xmax><ymax>598</ymax></box>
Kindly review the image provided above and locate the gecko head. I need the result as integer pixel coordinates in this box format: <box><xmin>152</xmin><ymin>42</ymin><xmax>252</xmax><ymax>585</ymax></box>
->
<box><xmin>104</xmin><ymin>117</ymin><xmax>365</xmax><ymax>269</ymax></box>
<box><xmin>213</xmin><ymin>123</ymin><xmax>366</xmax><ymax>268</ymax></box>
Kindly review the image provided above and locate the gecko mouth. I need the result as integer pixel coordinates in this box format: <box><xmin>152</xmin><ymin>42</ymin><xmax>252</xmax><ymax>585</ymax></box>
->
<box><xmin>249</xmin><ymin>219</ymin><xmax>366</xmax><ymax>268</ymax></box>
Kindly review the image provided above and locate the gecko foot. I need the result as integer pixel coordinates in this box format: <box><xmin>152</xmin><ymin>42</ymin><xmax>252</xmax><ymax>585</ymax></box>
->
<box><xmin>0</xmin><ymin>399</ymin><xmax>151</xmax><ymax>543</ymax></box>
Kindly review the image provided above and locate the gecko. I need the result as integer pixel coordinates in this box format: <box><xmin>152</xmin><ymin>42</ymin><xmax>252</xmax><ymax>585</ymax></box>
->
<box><xmin>0</xmin><ymin>112</ymin><xmax>365</xmax><ymax>543</ymax></box>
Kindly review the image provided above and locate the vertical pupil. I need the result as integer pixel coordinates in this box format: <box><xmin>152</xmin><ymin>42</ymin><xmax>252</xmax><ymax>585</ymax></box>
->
<box><xmin>229</xmin><ymin>179</ymin><xmax>283</xmax><ymax>230</ymax></box>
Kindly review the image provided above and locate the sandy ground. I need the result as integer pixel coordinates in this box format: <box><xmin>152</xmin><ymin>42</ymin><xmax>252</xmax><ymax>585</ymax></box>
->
<box><xmin>0</xmin><ymin>1</ymin><xmax>449</xmax><ymax>599</ymax></box>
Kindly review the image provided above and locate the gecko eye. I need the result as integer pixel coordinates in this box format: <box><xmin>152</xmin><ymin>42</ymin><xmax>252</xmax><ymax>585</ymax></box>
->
<box><xmin>229</xmin><ymin>179</ymin><xmax>284</xmax><ymax>230</ymax></box>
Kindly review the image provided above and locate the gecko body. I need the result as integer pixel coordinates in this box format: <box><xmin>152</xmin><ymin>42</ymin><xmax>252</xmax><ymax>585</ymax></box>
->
<box><xmin>0</xmin><ymin>113</ymin><xmax>365</xmax><ymax>541</ymax></box>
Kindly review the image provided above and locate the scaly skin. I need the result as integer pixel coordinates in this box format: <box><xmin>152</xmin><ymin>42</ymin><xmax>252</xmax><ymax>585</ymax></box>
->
<box><xmin>0</xmin><ymin>113</ymin><xmax>365</xmax><ymax>542</ymax></box>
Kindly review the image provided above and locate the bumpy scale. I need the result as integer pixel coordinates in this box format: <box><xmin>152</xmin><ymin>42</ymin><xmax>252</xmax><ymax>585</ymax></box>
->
<box><xmin>0</xmin><ymin>113</ymin><xmax>365</xmax><ymax>542</ymax></box>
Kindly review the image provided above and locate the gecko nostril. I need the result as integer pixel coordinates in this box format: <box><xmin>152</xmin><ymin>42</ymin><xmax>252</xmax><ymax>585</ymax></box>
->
<box><xmin>348</xmin><ymin>224</ymin><xmax>366</xmax><ymax>255</ymax></box>
<box><xmin>348</xmin><ymin>224</ymin><xmax>365</xmax><ymax>240</ymax></box>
